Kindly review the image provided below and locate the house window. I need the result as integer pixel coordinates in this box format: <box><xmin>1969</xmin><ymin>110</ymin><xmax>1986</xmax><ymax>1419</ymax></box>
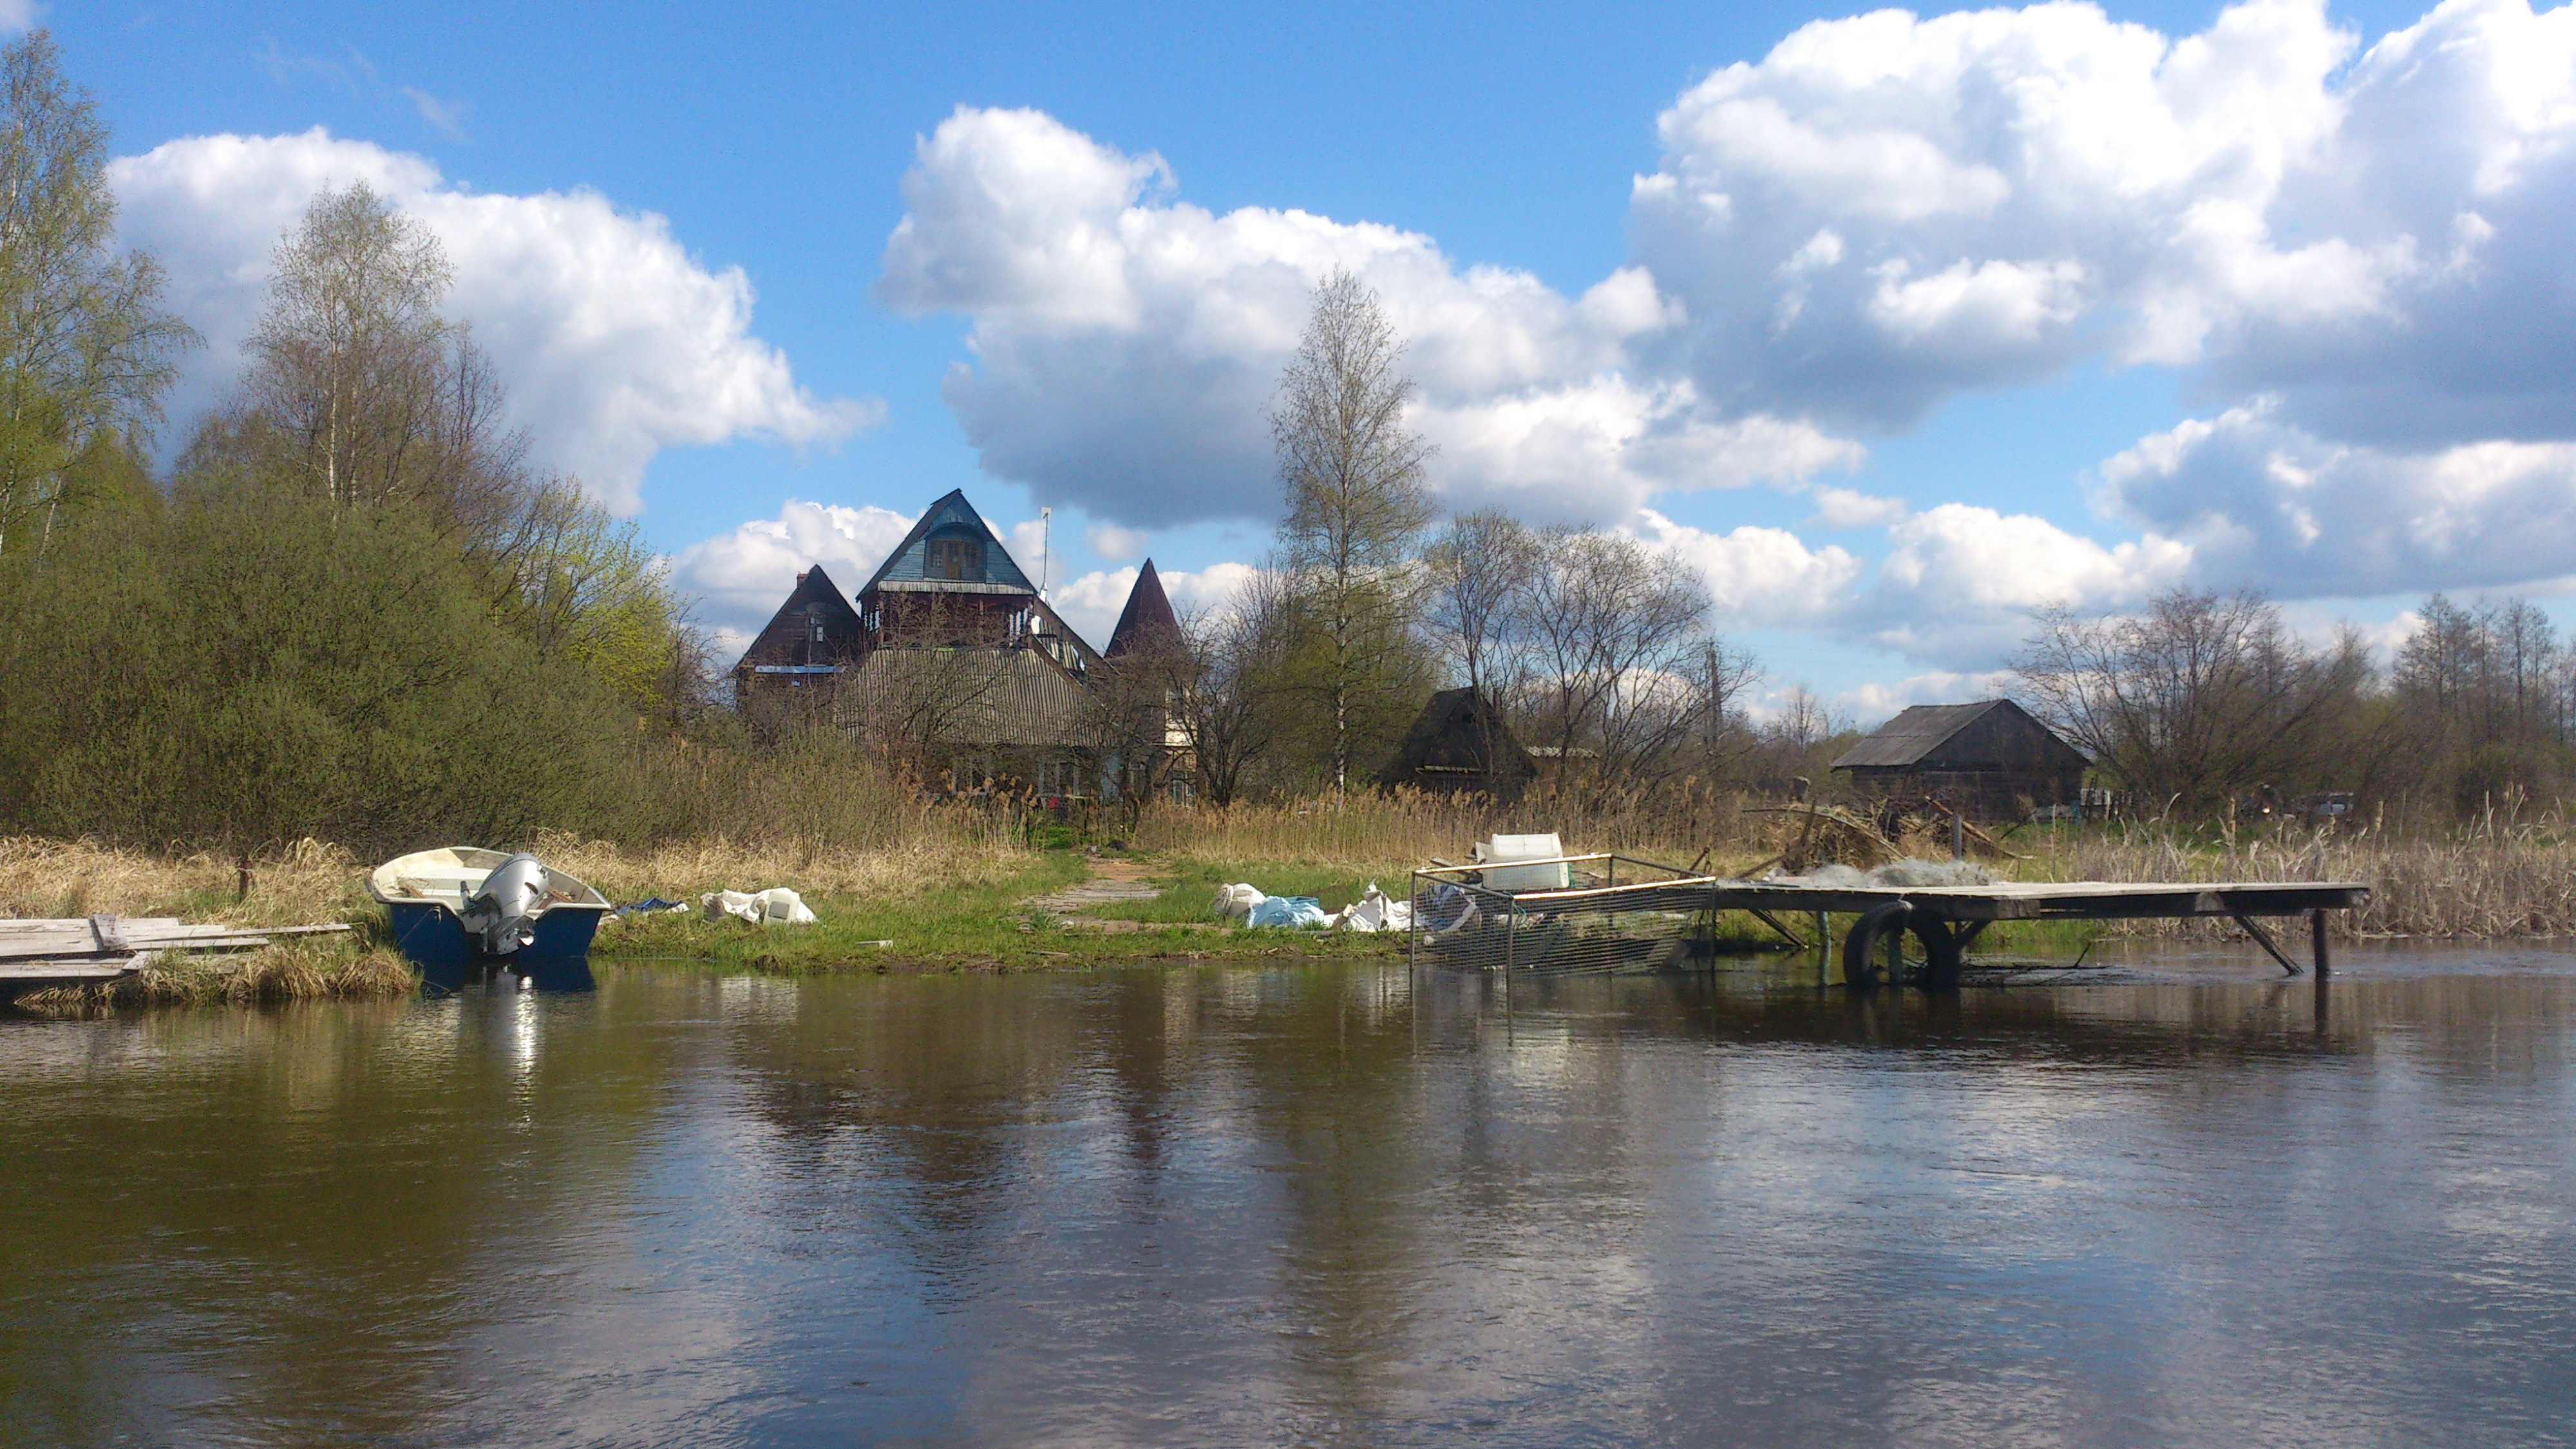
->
<box><xmin>927</xmin><ymin>535</ymin><xmax>983</xmax><ymax>581</ymax></box>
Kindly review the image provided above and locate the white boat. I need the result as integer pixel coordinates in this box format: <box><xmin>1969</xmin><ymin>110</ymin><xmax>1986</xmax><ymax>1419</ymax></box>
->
<box><xmin>368</xmin><ymin>848</ymin><xmax>609</xmax><ymax>980</ymax></box>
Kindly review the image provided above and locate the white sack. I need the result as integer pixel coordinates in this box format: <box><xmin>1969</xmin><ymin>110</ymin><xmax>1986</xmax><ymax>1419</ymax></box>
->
<box><xmin>1213</xmin><ymin>883</ymin><xmax>1265</xmax><ymax>922</ymax></box>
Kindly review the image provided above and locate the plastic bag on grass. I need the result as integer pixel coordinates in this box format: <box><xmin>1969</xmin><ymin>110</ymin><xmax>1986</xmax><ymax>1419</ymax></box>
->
<box><xmin>1247</xmin><ymin>895</ymin><xmax>1330</xmax><ymax>929</ymax></box>
<box><xmin>701</xmin><ymin>887</ymin><xmax>817</xmax><ymax>925</ymax></box>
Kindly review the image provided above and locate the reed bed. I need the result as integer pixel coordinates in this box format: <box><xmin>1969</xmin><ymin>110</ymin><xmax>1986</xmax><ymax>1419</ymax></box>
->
<box><xmin>2019</xmin><ymin>823</ymin><xmax>2576</xmax><ymax>938</ymax></box>
<box><xmin>1132</xmin><ymin>782</ymin><xmax>1764</xmax><ymax>875</ymax></box>
<box><xmin>0</xmin><ymin>835</ymin><xmax>368</xmax><ymax>925</ymax></box>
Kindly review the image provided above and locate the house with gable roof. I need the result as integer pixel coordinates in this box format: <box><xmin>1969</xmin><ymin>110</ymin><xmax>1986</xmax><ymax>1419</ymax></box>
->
<box><xmin>732</xmin><ymin>489</ymin><xmax>1189</xmax><ymax>802</ymax></box>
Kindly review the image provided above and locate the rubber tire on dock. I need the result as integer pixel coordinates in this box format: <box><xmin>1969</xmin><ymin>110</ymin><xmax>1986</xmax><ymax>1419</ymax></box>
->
<box><xmin>1841</xmin><ymin>900</ymin><xmax>1911</xmax><ymax>992</ymax></box>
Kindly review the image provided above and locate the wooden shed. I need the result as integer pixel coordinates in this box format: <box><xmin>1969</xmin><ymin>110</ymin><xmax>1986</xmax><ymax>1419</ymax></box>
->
<box><xmin>1829</xmin><ymin>699</ymin><xmax>2086</xmax><ymax>821</ymax></box>
<box><xmin>1378</xmin><ymin>688</ymin><xmax>1537</xmax><ymax>799</ymax></box>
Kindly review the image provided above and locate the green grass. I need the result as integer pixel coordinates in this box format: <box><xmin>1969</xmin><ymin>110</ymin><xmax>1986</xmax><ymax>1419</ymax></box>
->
<box><xmin>591</xmin><ymin>849</ymin><xmax>1403</xmax><ymax>973</ymax></box>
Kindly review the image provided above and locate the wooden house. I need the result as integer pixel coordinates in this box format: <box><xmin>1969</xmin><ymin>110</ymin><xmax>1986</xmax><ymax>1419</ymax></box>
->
<box><xmin>733</xmin><ymin>489</ymin><xmax>1186</xmax><ymax>803</ymax></box>
<box><xmin>1829</xmin><ymin>699</ymin><xmax>2087</xmax><ymax>820</ymax></box>
<box><xmin>1378</xmin><ymin>688</ymin><xmax>1537</xmax><ymax>799</ymax></box>
<box><xmin>730</xmin><ymin>565</ymin><xmax>867</xmax><ymax>697</ymax></box>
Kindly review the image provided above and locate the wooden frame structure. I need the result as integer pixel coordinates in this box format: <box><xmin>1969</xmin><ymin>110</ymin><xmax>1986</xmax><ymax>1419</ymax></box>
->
<box><xmin>1408</xmin><ymin>857</ymin><xmax>2368</xmax><ymax>989</ymax></box>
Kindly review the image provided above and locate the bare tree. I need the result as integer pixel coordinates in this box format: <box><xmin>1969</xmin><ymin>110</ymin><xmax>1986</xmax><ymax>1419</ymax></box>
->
<box><xmin>2016</xmin><ymin>588</ymin><xmax>2368</xmax><ymax>813</ymax></box>
<box><xmin>1269</xmin><ymin>267</ymin><xmax>1437</xmax><ymax>793</ymax></box>
<box><xmin>1516</xmin><ymin>525</ymin><xmax>1712</xmax><ymax>782</ymax></box>
<box><xmin>1173</xmin><ymin>570</ymin><xmax>1294</xmax><ymax>807</ymax></box>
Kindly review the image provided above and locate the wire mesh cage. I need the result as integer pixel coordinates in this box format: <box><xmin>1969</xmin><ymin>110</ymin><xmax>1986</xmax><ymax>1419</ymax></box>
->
<box><xmin>1408</xmin><ymin>854</ymin><xmax>1719</xmax><ymax>975</ymax></box>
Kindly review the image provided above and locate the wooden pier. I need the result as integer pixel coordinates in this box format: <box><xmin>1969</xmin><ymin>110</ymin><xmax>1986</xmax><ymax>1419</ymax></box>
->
<box><xmin>1</xmin><ymin>916</ymin><xmax>350</xmax><ymax>998</ymax></box>
<box><xmin>1410</xmin><ymin>857</ymin><xmax>2368</xmax><ymax>987</ymax></box>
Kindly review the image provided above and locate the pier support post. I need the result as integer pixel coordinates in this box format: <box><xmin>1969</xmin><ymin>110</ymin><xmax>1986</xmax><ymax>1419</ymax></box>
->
<box><xmin>2311</xmin><ymin>908</ymin><xmax>2332</xmax><ymax>979</ymax></box>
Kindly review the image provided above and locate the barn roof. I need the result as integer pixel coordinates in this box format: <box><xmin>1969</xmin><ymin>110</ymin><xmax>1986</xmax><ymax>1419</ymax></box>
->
<box><xmin>1830</xmin><ymin>700</ymin><xmax>2015</xmax><ymax>770</ymax></box>
<box><xmin>859</xmin><ymin>489</ymin><xmax>1039</xmax><ymax>596</ymax></box>
<box><xmin>1104</xmin><ymin>559</ymin><xmax>1181</xmax><ymax>659</ymax></box>
<box><xmin>1378</xmin><ymin>687</ymin><xmax>1537</xmax><ymax>787</ymax></box>
<box><xmin>841</xmin><ymin>647</ymin><xmax>1092</xmax><ymax>748</ymax></box>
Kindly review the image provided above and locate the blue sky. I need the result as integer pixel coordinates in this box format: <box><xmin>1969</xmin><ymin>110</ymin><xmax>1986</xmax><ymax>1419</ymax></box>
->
<box><xmin>55</xmin><ymin>0</ymin><xmax>2576</xmax><ymax>720</ymax></box>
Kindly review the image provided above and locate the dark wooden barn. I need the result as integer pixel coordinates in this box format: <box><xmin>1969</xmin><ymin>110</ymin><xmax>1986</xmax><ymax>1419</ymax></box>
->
<box><xmin>731</xmin><ymin>565</ymin><xmax>867</xmax><ymax>697</ymax></box>
<box><xmin>1830</xmin><ymin>699</ymin><xmax>2087</xmax><ymax>820</ymax></box>
<box><xmin>1378</xmin><ymin>687</ymin><xmax>1538</xmax><ymax>799</ymax></box>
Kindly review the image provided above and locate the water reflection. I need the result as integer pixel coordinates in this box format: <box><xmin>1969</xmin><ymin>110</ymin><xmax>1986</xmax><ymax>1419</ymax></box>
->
<box><xmin>3</xmin><ymin>951</ymin><xmax>2574</xmax><ymax>1446</ymax></box>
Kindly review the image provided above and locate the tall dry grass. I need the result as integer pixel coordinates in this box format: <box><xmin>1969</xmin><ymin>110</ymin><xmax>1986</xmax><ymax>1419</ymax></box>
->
<box><xmin>0</xmin><ymin>835</ymin><xmax>367</xmax><ymax>924</ymax></box>
<box><xmin>1132</xmin><ymin>781</ymin><xmax>1764</xmax><ymax>873</ymax></box>
<box><xmin>2020</xmin><ymin>821</ymin><xmax>2576</xmax><ymax>938</ymax></box>
<box><xmin>12</xmin><ymin>939</ymin><xmax>418</xmax><ymax>1013</ymax></box>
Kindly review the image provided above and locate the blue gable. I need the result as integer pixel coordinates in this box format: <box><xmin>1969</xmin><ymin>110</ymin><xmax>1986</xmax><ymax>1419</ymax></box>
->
<box><xmin>860</xmin><ymin>489</ymin><xmax>1039</xmax><ymax>594</ymax></box>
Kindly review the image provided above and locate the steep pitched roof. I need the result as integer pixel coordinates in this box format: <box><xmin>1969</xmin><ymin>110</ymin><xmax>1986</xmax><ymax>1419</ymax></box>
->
<box><xmin>859</xmin><ymin>489</ymin><xmax>1038</xmax><ymax>595</ymax></box>
<box><xmin>734</xmin><ymin>564</ymin><xmax>865</xmax><ymax>670</ymax></box>
<box><xmin>1377</xmin><ymin>687</ymin><xmax>1537</xmax><ymax>788</ymax></box>
<box><xmin>1104</xmin><ymin>559</ymin><xmax>1182</xmax><ymax>659</ymax></box>
<box><xmin>1830</xmin><ymin>699</ymin><xmax>2084</xmax><ymax>770</ymax></box>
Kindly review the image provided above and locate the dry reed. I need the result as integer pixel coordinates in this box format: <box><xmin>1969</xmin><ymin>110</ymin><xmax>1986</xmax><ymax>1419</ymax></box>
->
<box><xmin>11</xmin><ymin>938</ymin><xmax>418</xmax><ymax>1013</ymax></box>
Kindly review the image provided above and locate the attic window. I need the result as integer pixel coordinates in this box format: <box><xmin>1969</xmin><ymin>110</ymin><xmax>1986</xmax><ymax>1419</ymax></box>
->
<box><xmin>927</xmin><ymin>535</ymin><xmax>983</xmax><ymax>581</ymax></box>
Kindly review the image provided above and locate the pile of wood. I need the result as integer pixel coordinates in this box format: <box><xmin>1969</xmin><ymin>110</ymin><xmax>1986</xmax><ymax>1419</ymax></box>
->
<box><xmin>1741</xmin><ymin>797</ymin><xmax>2022</xmax><ymax>875</ymax></box>
<box><xmin>0</xmin><ymin>915</ymin><xmax>350</xmax><ymax>989</ymax></box>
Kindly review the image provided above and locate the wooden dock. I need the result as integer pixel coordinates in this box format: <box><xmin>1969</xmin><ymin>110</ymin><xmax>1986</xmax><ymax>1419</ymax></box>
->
<box><xmin>0</xmin><ymin>916</ymin><xmax>351</xmax><ymax>996</ymax></box>
<box><xmin>1410</xmin><ymin>857</ymin><xmax>2369</xmax><ymax>987</ymax></box>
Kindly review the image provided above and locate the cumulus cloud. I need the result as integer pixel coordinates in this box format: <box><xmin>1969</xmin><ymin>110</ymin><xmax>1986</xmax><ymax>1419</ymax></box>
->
<box><xmin>2099</xmin><ymin>403</ymin><xmax>2576</xmax><ymax>597</ymax></box>
<box><xmin>1839</xmin><ymin>669</ymin><xmax>2020</xmax><ymax>723</ymax></box>
<box><xmin>110</xmin><ymin>129</ymin><xmax>876</xmax><ymax>512</ymax></box>
<box><xmin>1626</xmin><ymin>509</ymin><xmax>1865</xmax><ymax>630</ymax></box>
<box><xmin>1634</xmin><ymin>0</ymin><xmax>2576</xmax><ymax>446</ymax></box>
<box><xmin>669</xmin><ymin>500</ymin><xmax>916</xmax><ymax>650</ymax></box>
<box><xmin>879</xmin><ymin>106</ymin><xmax>1850</xmax><ymax>527</ymax></box>
<box><xmin>1851</xmin><ymin>503</ymin><xmax>2197</xmax><ymax>662</ymax></box>
<box><xmin>1049</xmin><ymin>561</ymin><xmax>1260</xmax><ymax>649</ymax></box>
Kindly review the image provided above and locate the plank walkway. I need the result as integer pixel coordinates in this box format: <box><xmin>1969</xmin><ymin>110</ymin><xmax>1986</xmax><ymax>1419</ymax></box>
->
<box><xmin>0</xmin><ymin>916</ymin><xmax>350</xmax><ymax>991</ymax></box>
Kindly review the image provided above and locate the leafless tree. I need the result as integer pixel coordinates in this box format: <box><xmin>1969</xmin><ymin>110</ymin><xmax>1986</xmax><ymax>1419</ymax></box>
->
<box><xmin>1173</xmin><ymin>570</ymin><xmax>1295</xmax><ymax>807</ymax></box>
<box><xmin>833</xmin><ymin>595</ymin><xmax>1018</xmax><ymax>781</ymax></box>
<box><xmin>1270</xmin><ymin>267</ymin><xmax>1437</xmax><ymax>793</ymax></box>
<box><xmin>1515</xmin><ymin>524</ymin><xmax>1713</xmax><ymax>782</ymax></box>
<box><xmin>2016</xmin><ymin>588</ymin><xmax>2369</xmax><ymax>814</ymax></box>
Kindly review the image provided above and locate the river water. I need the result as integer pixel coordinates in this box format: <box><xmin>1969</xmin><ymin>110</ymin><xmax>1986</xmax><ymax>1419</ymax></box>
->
<box><xmin>5</xmin><ymin>949</ymin><xmax>2574</xmax><ymax>1447</ymax></box>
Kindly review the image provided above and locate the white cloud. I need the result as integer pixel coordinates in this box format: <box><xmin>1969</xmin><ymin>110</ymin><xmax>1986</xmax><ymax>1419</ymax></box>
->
<box><xmin>1626</xmin><ymin>509</ymin><xmax>1865</xmax><ymax>630</ymax></box>
<box><xmin>2099</xmin><ymin>403</ymin><xmax>2576</xmax><ymax>597</ymax></box>
<box><xmin>1839</xmin><ymin>669</ymin><xmax>2018</xmax><ymax>723</ymax></box>
<box><xmin>109</xmin><ymin>129</ymin><xmax>876</xmax><ymax>512</ymax></box>
<box><xmin>877</xmin><ymin>106</ymin><xmax>1844</xmax><ymax>527</ymax></box>
<box><xmin>1848</xmin><ymin>502</ymin><xmax>2197</xmax><ymax>663</ymax></box>
<box><xmin>1808</xmin><ymin>486</ymin><xmax>1909</xmax><ymax>527</ymax></box>
<box><xmin>1633</xmin><ymin>0</ymin><xmax>2576</xmax><ymax>444</ymax></box>
<box><xmin>1084</xmin><ymin>522</ymin><xmax>1151</xmax><ymax>562</ymax></box>
<box><xmin>1049</xmin><ymin>561</ymin><xmax>1258</xmax><ymax>649</ymax></box>
<box><xmin>0</xmin><ymin>2</ymin><xmax>38</xmax><ymax>34</ymax></box>
<box><xmin>668</xmin><ymin>500</ymin><xmax>916</xmax><ymax>646</ymax></box>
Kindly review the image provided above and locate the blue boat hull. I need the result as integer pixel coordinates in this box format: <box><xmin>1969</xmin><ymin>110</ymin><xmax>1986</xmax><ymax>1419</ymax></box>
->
<box><xmin>386</xmin><ymin>900</ymin><xmax>603</xmax><ymax>994</ymax></box>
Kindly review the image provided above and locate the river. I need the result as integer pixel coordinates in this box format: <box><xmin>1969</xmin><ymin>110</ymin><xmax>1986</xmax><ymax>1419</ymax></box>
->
<box><xmin>5</xmin><ymin>948</ymin><xmax>2573</xmax><ymax>1446</ymax></box>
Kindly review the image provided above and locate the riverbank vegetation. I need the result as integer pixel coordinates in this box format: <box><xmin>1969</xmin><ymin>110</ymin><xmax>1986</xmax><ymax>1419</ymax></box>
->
<box><xmin>7</xmin><ymin>26</ymin><xmax>2576</xmax><ymax>1015</ymax></box>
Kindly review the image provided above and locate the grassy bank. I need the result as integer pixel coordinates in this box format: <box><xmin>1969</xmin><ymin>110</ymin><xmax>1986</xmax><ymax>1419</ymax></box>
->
<box><xmin>12</xmin><ymin>790</ymin><xmax>2576</xmax><ymax>1014</ymax></box>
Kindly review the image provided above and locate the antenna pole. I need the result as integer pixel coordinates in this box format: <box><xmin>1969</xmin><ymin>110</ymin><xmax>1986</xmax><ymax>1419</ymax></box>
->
<box><xmin>1039</xmin><ymin>507</ymin><xmax>1051</xmax><ymax>598</ymax></box>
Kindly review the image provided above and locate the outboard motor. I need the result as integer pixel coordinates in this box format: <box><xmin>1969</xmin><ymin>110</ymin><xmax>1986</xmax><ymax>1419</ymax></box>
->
<box><xmin>461</xmin><ymin>853</ymin><xmax>551</xmax><ymax>956</ymax></box>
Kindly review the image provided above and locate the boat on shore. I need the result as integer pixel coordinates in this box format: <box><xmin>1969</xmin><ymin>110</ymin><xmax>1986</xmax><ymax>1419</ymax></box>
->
<box><xmin>368</xmin><ymin>848</ymin><xmax>609</xmax><ymax>990</ymax></box>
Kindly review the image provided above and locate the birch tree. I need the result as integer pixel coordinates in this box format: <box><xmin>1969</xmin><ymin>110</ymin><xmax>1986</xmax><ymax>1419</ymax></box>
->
<box><xmin>1269</xmin><ymin>268</ymin><xmax>1436</xmax><ymax>792</ymax></box>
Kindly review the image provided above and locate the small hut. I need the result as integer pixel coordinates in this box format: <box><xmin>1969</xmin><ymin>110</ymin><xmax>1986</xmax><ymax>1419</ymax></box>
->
<box><xmin>1378</xmin><ymin>688</ymin><xmax>1537</xmax><ymax>799</ymax></box>
<box><xmin>1830</xmin><ymin>699</ymin><xmax>2086</xmax><ymax>820</ymax></box>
